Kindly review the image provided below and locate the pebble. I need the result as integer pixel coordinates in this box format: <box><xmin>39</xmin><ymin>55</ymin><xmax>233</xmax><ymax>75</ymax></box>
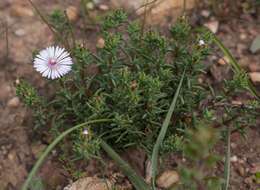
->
<box><xmin>7</xmin><ymin>97</ymin><xmax>20</xmax><ymax>108</ymax></box>
<box><xmin>204</xmin><ymin>20</ymin><xmax>219</xmax><ymax>34</ymax></box>
<box><xmin>250</xmin><ymin>36</ymin><xmax>260</xmax><ymax>54</ymax></box>
<box><xmin>230</xmin><ymin>155</ymin><xmax>238</xmax><ymax>163</ymax></box>
<box><xmin>98</xmin><ymin>4</ymin><xmax>109</xmax><ymax>11</ymax></box>
<box><xmin>96</xmin><ymin>37</ymin><xmax>105</xmax><ymax>49</ymax></box>
<box><xmin>66</xmin><ymin>6</ymin><xmax>78</xmax><ymax>22</ymax></box>
<box><xmin>237</xmin><ymin>165</ymin><xmax>246</xmax><ymax>176</ymax></box>
<box><xmin>231</xmin><ymin>100</ymin><xmax>243</xmax><ymax>105</ymax></box>
<box><xmin>7</xmin><ymin>151</ymin><xmax>15</xmax><ymax>161</ymax></box>
<box><xmin>15</xmin><ymin>79</ymin><xmax>20</xmax><ymax>85</ymax></box>
<box><xmin>239</xmin><ymin>33</ymin><xmax>247</xmax><ymax>40</ymax></box>
<box><xmin>10</xmin><ymin>5</ymin><xmax>34</xmax><ymax>17</ymax></box>
<box><xmin>86</xmin><ymin>2</ymin><xmax>94</xmax><ymax>10</ymax></box>
<box><xmin>249</xmin><ymin>63</ymin><xmax>260</xmax><ymax>72</ymax></box>
<box><xmin>217</xmin><ymin>56</ymin><xmax>228</xmax><ymax>65</ymax></box>
<box><xmin>156</xmin><ymin>170</ymin><xmax>179</xmax><ymax>189</ymax></box>
<box><xmin>201</xmin><ymin>10</ymin><xmax>210</xmax><ymax>18</ymax></box>
<box><xmin>230</xmin><ymin>142</ymin><xmax>237</xmax><ymax>149</ymax></box>
<box><xmin>64</xmin><ymin>177</ymin><xmax>112</xmax><ymax>190</ymax></box>
<box><xmin>14</xmin><ymin>29</ymin><xmax>26</xmax><ymax>36</ymax></box>
<box><xmin>249</xmin><ymin>72</ymin><xmax>260</xmax><ymax>83</ymax></box>
<box><xmin>0</xmin><ymin>84</ymin><xmax>12</xmax><ymax>101</ymax></box>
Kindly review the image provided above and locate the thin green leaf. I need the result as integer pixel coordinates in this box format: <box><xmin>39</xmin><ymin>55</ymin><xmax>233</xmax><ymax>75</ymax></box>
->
<box><xmin>21</xmin><ymin>119</ymin><xmax>112</xmax><ymax>190</ymax></box>
<box><xmin>222</xmin><ymin>126</ymin><xmax>231</xmax><ymax>190</ymax></box>
<box><xmin>213</xmin><ymin>35</ymin><xmax>260</xmax><ymax>100</ymax></box>
<box><xmin>151</xmin><ymin>67</ymin><xmax>187</xmax><ymax>189</ymax></box>
<box><xmin>100</xmin><ymin>140</ymin><xmax>151</xmax><ymax>190</ymax></box>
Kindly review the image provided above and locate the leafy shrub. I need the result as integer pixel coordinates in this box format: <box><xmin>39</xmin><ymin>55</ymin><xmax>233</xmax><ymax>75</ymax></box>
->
<box><xmin>18</xmin><ymin>9</ymin><xmax>259</xmax><ymax>189</ymax></box>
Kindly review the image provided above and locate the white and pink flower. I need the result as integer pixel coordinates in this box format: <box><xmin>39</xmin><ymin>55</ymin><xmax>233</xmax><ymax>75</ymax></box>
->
<box><xmin>33</xmin><ymin>46</ymin><xmax>73</xmax><ymax>79</ymax></box>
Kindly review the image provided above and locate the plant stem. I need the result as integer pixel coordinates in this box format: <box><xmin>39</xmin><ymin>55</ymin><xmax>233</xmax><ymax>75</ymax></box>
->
<box><xmin>27</xmin><ymin>0</ymin><xmax>69</xmax><ymax>48</ymax></box>
<box><xmin>151</xmin><ymin>66</ymin><xmax>187</xmax><ymax>189</ymax></box>
<box><xmin>21</xmin><ymin>119</ymin><xmax>112</xmax><ymax>190</ymax></box>
<box><xmin>223</xmin><ymin>126</ymin><xmax>231</xmax><ymax>190</ymax></box>
<box><xmin>100</xmin><ymin>140</ymin><xmax>151</xmax><ymax>190</ymax></box>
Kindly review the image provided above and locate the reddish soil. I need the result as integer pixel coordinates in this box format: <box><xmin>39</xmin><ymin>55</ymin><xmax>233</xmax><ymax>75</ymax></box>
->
<box><xmin>0</xmin><ymin>0</ymin><xmax>259</xmax><ymax>189</ymax></box>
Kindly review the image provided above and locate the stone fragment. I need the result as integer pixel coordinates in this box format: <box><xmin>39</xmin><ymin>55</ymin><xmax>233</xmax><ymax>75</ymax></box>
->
<box><xmin>10</xmin><ymin>5</ymin><xmax>34</xmax><ymax>17</ymax></box>
<box><xmin>66</xmin><ymin>6</ymin><xmax>78</xmax><ymax>22</ymax></box>
<box><xmin>7</xmin><ymin>97</ymin><xmax>20</xmax><ymax>108</ymax></box>
<box><xmin>156</xmin><ymin>170</ymin><xmax>179</xmax><ymax>189</ymax></box>
<box><xmin>64</xmin><ymin>177</ymin><xmax>112</xmax><ymax>190</ymax></box>
<box><xmin>249</xmin><ymin>72</ymin><xmax>260</xmax><ymax>83</ymax></box>
<box><xmin>204</xmin><ymin>20</ymin><xmax>219</xmax><ymax>34</ymax></box>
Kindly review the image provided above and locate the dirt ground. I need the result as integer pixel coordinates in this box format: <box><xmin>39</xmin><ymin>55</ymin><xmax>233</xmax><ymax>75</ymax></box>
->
<box><xmin>0</xmin><ymin>0</ymin><xmax>259</xmax><ymax>189</ymax></box>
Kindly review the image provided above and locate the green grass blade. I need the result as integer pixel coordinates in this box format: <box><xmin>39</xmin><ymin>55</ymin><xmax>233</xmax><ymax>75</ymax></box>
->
<box><xmin>213</xmin><ymin>36</ymin><xmax>260</xmax><ymax>100</ymax></box>
<box><xmin>151</xmin><ymin>67</ymin><xmax>187</xmax><ymax>189</ymax></box>
<box><xmin>213</xmin><ymin>36</ymin><xmax>240</xmax><ymax>73</ymax></box>
<box><xmin>100</xmin><ymin>140</ymin><xmax>151</xmax><ymax>190</ymax></box>
<box><xmin>22</xmin><ymin>119</ymin><xmax>112</xmax><ymax>190</ymax></box>
<box><xmin>222</xmin><ymin>126</ymin><xmax>231</xmax><ymax>190</ymax></box>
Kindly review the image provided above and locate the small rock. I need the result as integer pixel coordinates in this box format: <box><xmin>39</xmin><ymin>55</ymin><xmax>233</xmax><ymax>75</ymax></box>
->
<box><xmin>66</xmin><ymin>6</ymin><xmax>78</xmax><ymax>22</ymax></box>
<box><xmin>0</xmin><ymin>84</ymin><xmax>12</xmax><ymax>101</ymax></box>
<box><xmin>64</xmin><ymin>177</ymin><xmax>112</xmax><ymax>190</ymax></box>
<box><xmin>10</xmin><ymin>5</ymin><xmax>34</xmax><ymax>17</ymax></box>
<box><xmin>93</xmin><ymin>0</ymin><xmax>101</xmax><ymax>4</ymax></box>
<box><xmin>231</xmin><ymin>100</ymin><xmax>243</xmax><ymax>105</ymax></box>
<box><xmin>96</xmin><ymin>37</ymin><xmax>105</xmax><ymax>49</ymax></box>
<box><xmin>237</xmin><ymin>165</ymin><xmax>246</xmax><ymax>176</ymax></box>
<box><xmin>239</xmin><ymin>33</ymin><xmax>247</xmax><ymax>40</ymax></box>
<box><xmin>14</xmin><ymin>29</ymin><xmax>26</xmax><ymax>36</ymax></box>
<box><xmin>99</xmin><ymin>4</ymin><xmax>109</xmax><ymax>11</ymax></box>
<box><xmin>230</xmin><ymin>155</ymin><xmax>238</xmax><ymax>163</ymax></box>
<box><xmin>249</xmin><ymin>72</ymin><xmax>260</xmax><ymax>83</ymax></box>
<box><xmin>201</xmin><ymin>10</ymin><xmax>210</xmax><ymax>17</ymax></box>
<box><xmin>156</xmin><ymin>170</ymin><xmax>179</xmax><ymax>189</ymax></box>
<box><xmin>250</xmin><ymin>36</ymin><xmax>260</xmax><ymax>54</ymax></box>
<box><xmin>7</xmin><ymin>97</ymin><xmax>20</xmax><ymax>108</ymax></box>
<box><xmin>230</xmin><ymin>142</ymin><xmax>237</xmax><ymax>149</ymax></box>
<box><xmin>15</xmin><ymin>79</ymin><xmax>20</xmax><ymax>85</ymax></box>
<box><xmin>86</xmin><ymin>2</ymin><xmax>94</xmax><ymax>10</ymax></box>
<box><xmin>249</xmin><ymin>63</ymin><xmax>260</xmax><ymax>72</ymax></box>
<box><xmin>204</xmin><ymin>20</ymin><xmax>219</xmax><ymax>34</ymax></box>
<box><xmin>217</xmin><ymin>56</ymin><xmax>229</xmax><ymax>65</ymax></box>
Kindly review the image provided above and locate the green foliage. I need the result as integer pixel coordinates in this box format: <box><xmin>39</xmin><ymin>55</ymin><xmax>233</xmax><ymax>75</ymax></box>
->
<box><xmin>49</xmin><ymin>9</ymin><xmax>70</xmax><ymax>34</ymax></box>
<box><xmin>16</xmin><ymin>80</ymin><xmax>48</xmax><ymax>128</ymax></box>
<box><xmin>177</xmin><ymin>123</ymin><xmax>223</xmax><ymax>190</ymax></box>
<box><xmin>18</xmin><ymin>10</ymin><xmax>260</xmax><ymax>188</ymax></box>
<box><xmin>102</xmin><ymin>9</ymin><xmax>127</xmax><ymax>30</ymax></box>
<box><xmin>29</xmin><ymin>177</ymin><xmax>45</xmax><ymax>190</ymax></box>
<box><xmin>16</xmin><ymin>80</ymin><xmax>42</xmax><ymax>107</ymax></box>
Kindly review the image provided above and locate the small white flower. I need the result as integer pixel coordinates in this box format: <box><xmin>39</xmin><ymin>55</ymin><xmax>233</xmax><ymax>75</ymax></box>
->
<box><xmin>33</xmin><ymin>46</ymin><xmax>73</xmax><ymax>79</ymax></box>
<box><xmin>199</xmin><ymin>39</ymin><xmax>205</xmax><ymax>46</ymax></box>
<box><xmin>83</xmin><ymin>129</ymin><xmax>89</xmax><ymax>135</ymax></box>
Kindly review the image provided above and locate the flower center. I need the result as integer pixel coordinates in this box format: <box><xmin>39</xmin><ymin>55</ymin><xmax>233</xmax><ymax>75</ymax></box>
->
<box><xmin>48</xmin><ymin>58</ymin><xmax>57</xmax><ymax>66</ymax></box>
